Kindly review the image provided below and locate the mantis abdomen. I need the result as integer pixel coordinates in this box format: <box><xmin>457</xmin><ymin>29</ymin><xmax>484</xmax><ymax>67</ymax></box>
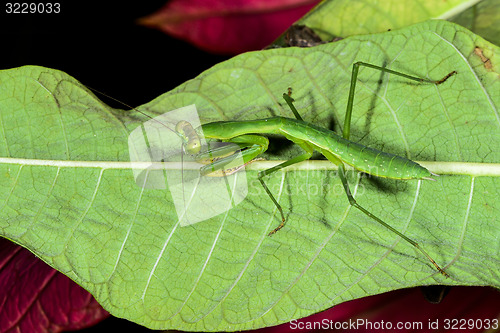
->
<box><xmin>201</xmin><ymin>116</ymin><xmax>432</xmax><ymax>180</ymax></box>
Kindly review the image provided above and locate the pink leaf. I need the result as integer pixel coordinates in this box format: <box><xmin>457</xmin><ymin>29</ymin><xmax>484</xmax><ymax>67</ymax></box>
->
<box><xmin>259</xmin><ymin>287</ymin><xmax>500</xmax><ymax>333</ymax></box>
<box><xmin>138</xmin><ymin>0</ymin><xmax>320</xmax><ymax>54</ymax></box>
<box><xmin>0</xmin><ymin>239</ymin><xmax>109</xmax><ymax>333</ymax></box>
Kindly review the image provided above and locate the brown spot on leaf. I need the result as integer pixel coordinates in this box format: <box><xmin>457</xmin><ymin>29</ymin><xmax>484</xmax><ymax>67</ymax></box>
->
<box><xmin>474</xmin><ymin>47</ymin><xmax>493</xmax><ymax>71</ymax></box>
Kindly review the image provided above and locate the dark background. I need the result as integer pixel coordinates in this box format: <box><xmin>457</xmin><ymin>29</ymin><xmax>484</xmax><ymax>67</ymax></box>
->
<box><xmin>1</xmin><ymin>1</ymin><xmax>229</xmax><ymax>332</ymax></box>
<box><xmin>0</xmin><ymin>1</ymin><xmax>229</xmax><ymax>109</ymax></box>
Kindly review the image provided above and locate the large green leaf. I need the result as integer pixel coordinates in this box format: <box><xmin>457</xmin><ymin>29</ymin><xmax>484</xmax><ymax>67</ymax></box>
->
<box><xmin>1</xmin><ymin>20</ymin><xmax>499</xmax><ymax>330</ymax></box>
<box><xmin>297</xmin><ymin>0</ymin><xmax>482</xmax><ymax>39</ymax></box>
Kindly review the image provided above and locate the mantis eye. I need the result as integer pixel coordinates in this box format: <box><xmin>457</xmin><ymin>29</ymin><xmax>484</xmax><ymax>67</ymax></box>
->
<box><xmin>186</xmin><ymin>139</ymin><xmax>201</xmax><ymax>154</ymax></box>
<box><xmin>176</xmin><ymin>120</ymin><xmax>201</xmax><ymax>154</ymax></box>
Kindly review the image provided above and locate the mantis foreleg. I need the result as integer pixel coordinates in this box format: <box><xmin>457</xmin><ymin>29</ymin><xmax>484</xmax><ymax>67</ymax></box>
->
<box><xmin>199</xmin><ymin>134</ymin><xmax>268</xmax><ymax>176</ymax></box>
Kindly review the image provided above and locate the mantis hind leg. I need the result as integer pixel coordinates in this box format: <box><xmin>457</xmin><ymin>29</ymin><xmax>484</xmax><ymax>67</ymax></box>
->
<box><xmin>343</xmin><ymin>62</ymin><xmax>457</xmax><ymax>140</ymax></box>
<box><xmin>321</xmin><ymin>149</ymin><xmax>448</xmax><ymax>277</ymax></box>
<box><xmin>337</xmin><ymin>163</ymin><xmax>448</xmax><ymax>277</ymax></box>
<box><xmin>336</xmin><ymin>62</ymin><xmax>453</xmax><ymax>276</ymax></box>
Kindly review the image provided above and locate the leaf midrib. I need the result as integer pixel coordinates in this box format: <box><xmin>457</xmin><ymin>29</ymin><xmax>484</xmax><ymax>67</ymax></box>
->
<box><xmin>1</xmin><ymin>157</ymin><xmax>499</xmax><ymax>176</ymax></box>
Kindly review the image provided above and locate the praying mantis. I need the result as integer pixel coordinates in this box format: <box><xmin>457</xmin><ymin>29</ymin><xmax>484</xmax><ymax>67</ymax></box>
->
<box><xmin>102</xmin><ymin>62</ymin><xmax>456</xmax><ymax>277</ymax></box>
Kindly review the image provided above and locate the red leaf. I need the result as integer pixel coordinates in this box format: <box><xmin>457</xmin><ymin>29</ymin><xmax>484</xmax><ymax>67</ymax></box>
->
<box><xmin>259</xmin><ymin>286</ymin><xmax>500</xmax><ymax>333</ymax></box>
<box><xmin>0</xmin><ymin>239</ymin><xmax>109</xmax><ymax>333</ymax></box>
<box><xmin>138</xmin><ymin>0</ymin><xmax>320</xmax><ymax>54</ymax></box>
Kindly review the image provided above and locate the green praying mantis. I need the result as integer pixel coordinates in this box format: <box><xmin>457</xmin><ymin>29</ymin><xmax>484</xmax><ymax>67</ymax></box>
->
<box><xmin>98</xmin><ymin>62</ymin><xmax>457</xmax><ymax>277</ymax></box>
